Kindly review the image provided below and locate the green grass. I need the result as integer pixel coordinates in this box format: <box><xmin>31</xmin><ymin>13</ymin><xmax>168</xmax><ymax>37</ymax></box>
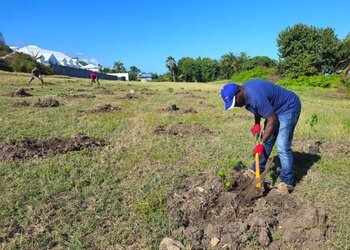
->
<box><xmin>0</xmin><ymin>70</ymin><xmax>350</xmax><ymax>249</ymax></box>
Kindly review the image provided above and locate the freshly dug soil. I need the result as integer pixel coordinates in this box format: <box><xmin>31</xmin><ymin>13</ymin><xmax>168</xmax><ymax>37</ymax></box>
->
<box><xmin>4</xmin><ymin>88</ymin><xmax>32</xmax><ymax>97</ymax></box>
<box><xmin>167</xmin><ymin>172</ymin><xmax>331</xmax><ymax>249</ymax></box>
<box><xmin>33</xmin><ymin>98</ymin><xmax>60</xmax><ymax>107</ymax></box>
<box><xmin>153</xmin><ymin>122</ymin><xmax>215</xmax><ymax>136</ymax></box>
<box><xmin>91</xmin><ymin>104</ymin><xmax>121</xmax><ymax>113</ymax></box>
<box><xmin>122</xmin><ymin>93</ymin><xmax>139</xmax><ymax>99</ymax></box>
<box><xmin>162</xmin><ymin>106</ymin><xmax>198</xmax><ymax>114</ymax></box>
<box><xmin>70</xmin><ymin>93</ymin><xmax>96</xmax><ymax>98</ymax></box>
<box><xmin>0</xmin><ymin>134</ymin><xmax>106</xmax><ymax>162</ymax></box>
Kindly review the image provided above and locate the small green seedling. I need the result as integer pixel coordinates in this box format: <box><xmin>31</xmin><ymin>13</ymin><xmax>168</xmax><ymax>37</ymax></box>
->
<box><xmin>217</xmin><ymin>170</ymin><xmax>232</xmax><ymax>189</ymax></box>
<box><xmin>307</xmin><ymin>113</ymin><xmax>318</xmax><ymax>128</ymax></box>
<box><xmin>168</xmin><ymin>87</ymin><xmax>174</xmax><ymax>93</ymax></box>
<box><xmin>217</xmin><ymin>170</ymin><xmax>226</xmax><ymax>181</ymax></box>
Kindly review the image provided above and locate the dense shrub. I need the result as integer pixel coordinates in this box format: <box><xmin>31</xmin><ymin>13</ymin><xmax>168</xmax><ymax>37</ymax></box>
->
<box><xmin>231</xmin><ymin>66</ymin><xmax>277</xmax><ymax>83</ymax></box>
<box><xmin>0</xmin><ymin>45</ymin><xmax>12</xmax><ymax>57</ymax></box>
<box><xmin>276</xmin><ymin>75</ymin><xmax>342</xmax><ymax>88</ymax></box>
<box><xmin>1</xmin><ymin>52</ymin><xmax>53</xmax><ymax>74</ymax></box>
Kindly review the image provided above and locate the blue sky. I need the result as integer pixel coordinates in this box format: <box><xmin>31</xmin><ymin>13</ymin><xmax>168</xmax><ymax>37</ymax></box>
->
<box><xmin>1</xmin><ymin>0</ymin><xmax>348</xmax><ymax>74</ymax></box>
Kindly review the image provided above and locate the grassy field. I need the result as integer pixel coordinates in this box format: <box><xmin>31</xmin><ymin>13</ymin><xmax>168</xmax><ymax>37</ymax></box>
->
<box><xmin>0</xmin><ymin>70</ymin><xmax>349</xmax><ymax>249</ymax></box>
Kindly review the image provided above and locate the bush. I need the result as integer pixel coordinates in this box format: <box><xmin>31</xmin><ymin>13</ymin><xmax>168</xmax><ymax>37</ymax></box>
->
<box><xmin>276</xmin><ymin>75</ymin><xmax>342</xmax><ymax>88</ymax></box>
<box><xmin>1</xmin><ymin>52</ymin><xmax>53</xmax><ymax>74</ymax></box>
<box><xmin>0</xmin><ymin>45</ymin><xmax>12</xmax><ymax>57</ymax></box>
<box><xmin>231</xmin><ymin>66</ymin><xmax>277</xmax><ymax>83</ymax></box>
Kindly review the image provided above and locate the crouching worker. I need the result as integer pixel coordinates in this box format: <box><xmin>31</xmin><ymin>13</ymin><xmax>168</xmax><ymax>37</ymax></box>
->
<box><xmin>29</xmin><ymin>66</ymin><xmax>45</xmax><ymax>87</ymax></box>
<box><xmin>221</xmin><ymin>79</ymin><xmax>301</xmax><ymax>193</ymax></box>
<box><xmin>90</xmin><ymin>72</ymin><xmax>100</xmax><ymax>86</ymax></box>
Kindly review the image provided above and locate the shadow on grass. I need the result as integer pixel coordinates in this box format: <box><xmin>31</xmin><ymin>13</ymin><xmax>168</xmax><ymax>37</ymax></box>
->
<box><xmin>270</xmin><ymin>151</ymin><xmax>321</xmax><ymax>186</ymax></box>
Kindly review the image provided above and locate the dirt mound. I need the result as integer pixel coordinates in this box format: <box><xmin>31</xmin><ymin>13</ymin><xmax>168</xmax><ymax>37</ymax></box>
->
<box><xmin>91</xmin><ymin>104</ymin><xmax>121</xmax><ymax>113</ymax></box>
<box><xmin>140</xmin><ymin>88</ymin><xmax>156</xmax><ymax>95</ymax></box>
<box><xmin>153</xmin><ymin>122</ymin><xmax>214</xmax><ymax>136</ymax></box>
<box><xmin>0</xmin><ymin>134</ymin><xmax>106</xmax><ymax>162</ymax></box>
<box><xmin>33</xmin><ymin>98</ymin><xmax>60</xmax><ymax>107</ymax></box>
<box><xmin>162</xmin><ymin>106</ymin><xmax>198</xmax><ymax>114</ymax></box>
<box><xmin>13</xmin><ymin>100</ymin><xmax>32</xmax><ymax>107</ymax></box>
<box><xmin>70</xmin><ymin>93</ymin><xmax>96</xmax><ymax>98</ymax></box>
<box><xmin>4</xmin><ymin>88</ymin><xmax>32</xmax><ymax>97</ymax></box>
<box><xmin>167</xmin><ymin>172</ymin><xmax>330</xmax><ymax>249</ymax></box>
<box><xmin>122</xmin><ymin>93</ymin><xmax>139</xmax><ymax>99</ymax></box>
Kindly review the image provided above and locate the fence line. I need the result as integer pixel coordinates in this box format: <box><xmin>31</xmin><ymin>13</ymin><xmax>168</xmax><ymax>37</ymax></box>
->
<box><xmin>50</xmin><ymin>64</ymin><xmax>121</xmax><ymax>80</ymax></box>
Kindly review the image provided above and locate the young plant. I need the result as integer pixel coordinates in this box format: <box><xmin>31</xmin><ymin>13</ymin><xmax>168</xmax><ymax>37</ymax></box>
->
<box><xmin>217</xmin><ymin>170</ymin><xmax>232</xmax><ymax>189</ymax></box>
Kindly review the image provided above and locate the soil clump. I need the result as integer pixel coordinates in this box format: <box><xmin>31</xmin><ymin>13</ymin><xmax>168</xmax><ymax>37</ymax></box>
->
<box><xmin>167</xmin><ymin>172</ymin><xmax>331</xmax><ymax>249</ymax></box>
<box><xmin>0</xmin><ymin>134</ymin><xmax>106</xmax><ymax>162</ymax></box>
<box><xmin>162</xmin><ymin>106</ymin><xmax>198</xmax><ymax>114</ymax></box>
<box><xmin>70</xmin><ymin>93</ymin><xmax>96</xmax><ymax>98</ymax></box>
<box><xmin>4</xmin><ymin>88</ymin><xmax>32</xmax><ymax>97</ymax></box>
<box><xmin>91</xmin><ymin>104</ymin><xmax>121</xmax><ymax>113</ymax></box>
<box><xmin>33</xmin><ymin>98</ymin><xmax>60</xmax><ymax>107</ymax></box>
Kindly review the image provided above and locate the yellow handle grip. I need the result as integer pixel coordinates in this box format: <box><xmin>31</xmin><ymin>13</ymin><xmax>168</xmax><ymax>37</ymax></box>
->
<box><xmin>255</xmin><ymin>133</ymin><xmax>261</xmax><ymax>188</ymax></box>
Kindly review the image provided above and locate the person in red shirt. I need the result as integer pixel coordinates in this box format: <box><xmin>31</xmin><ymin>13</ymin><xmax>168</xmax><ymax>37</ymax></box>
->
<box><xmin>90</xmin><ymin>72</ymin><xmax>100</xmax><ymax>86</ymax></box>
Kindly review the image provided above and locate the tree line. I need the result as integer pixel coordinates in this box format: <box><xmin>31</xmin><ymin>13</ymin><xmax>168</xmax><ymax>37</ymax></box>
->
<box><xmin>164</xmin><ymin>23</ymin><xmax>350</xmax><ymax>82</ymax></box>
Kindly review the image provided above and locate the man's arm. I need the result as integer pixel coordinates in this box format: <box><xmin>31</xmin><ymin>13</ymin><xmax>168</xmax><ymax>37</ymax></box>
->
<box><xmin>260</xmin><ymin>111</ymin><xmax>277</xmax><ymax>144</ymax></box>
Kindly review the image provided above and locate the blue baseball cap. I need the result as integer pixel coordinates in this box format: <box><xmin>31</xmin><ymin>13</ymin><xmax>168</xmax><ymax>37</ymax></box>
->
<box><xmin>221</xmin><ymin>83</ymin><xmax>239</xmax><ymax>110</ymax></box>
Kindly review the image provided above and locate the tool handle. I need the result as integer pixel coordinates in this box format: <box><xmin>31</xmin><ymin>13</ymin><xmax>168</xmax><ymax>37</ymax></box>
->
<box><xmin>254</xmin><ymin>133</ymin><xmax>261</xmax><ymax>188</ymax></box>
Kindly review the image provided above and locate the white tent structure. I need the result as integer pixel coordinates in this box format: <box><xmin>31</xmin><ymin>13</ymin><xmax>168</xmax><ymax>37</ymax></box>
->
<box><xmin>17</xmin><ymin>45</ymin><xmax>83</xmax><ymax>68</ymax></box>
<box><xmin>37</xmin><ymin>53</ymin><xmax>59</xmax><ymax>65</ymax></box>
<box><xmin>81</xmin><ymin>63</ymin><xmax>101</xmax><ymax>72</ymax></box>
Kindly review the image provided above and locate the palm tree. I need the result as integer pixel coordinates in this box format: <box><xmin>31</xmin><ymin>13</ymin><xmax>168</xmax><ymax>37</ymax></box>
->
<box><xmin>114</xmin><ymin>60</ymin><xmax>126</xmax><ymax>73</ymax></box>
<box><xmin>166</xmin><ymin>56</ymin><xmax>177</xmax><ymax>82</ymax></box>
<box><xmin>220</xmin><ymin>52</ymin><xmax>238</xmax><ymax>79</ymax></box>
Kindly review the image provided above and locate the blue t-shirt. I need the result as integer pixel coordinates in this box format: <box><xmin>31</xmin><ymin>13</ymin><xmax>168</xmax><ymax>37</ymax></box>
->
<box><xmin>243</xmin><ymin>79</ymin><xmax>299</xmax><ymax>118</ymax></box>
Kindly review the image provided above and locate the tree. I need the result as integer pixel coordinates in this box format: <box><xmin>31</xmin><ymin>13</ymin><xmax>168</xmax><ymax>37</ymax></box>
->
<box><xmin>237</xmin><ymin>52</ymin><xmax>248</xmax><ymax>72</ymax></box>
<box><xmin>246</xmin><ymin>56</ymin><xmax>277</xmax><ymax>70</ymax></box>
<box><xmin>113</xmin><ymin>60</ymin><xmax>126</xmax><ymax>73</ymax></box>
<box><xmin>128</xmin><ymin>66</ymin><xmax>141</xmax><ymax>81</ymax></box>
<box><xmin>178</xmin><ymin>57</ymin><xmax>196</xmax><ymax>82</ymax></box>
<box><xmin>166</xmin><ymin>56</ymin><xmax>177</xmax><ymax>82</ymax></box>
<box><xmin>200</xmin><ymin>57</ymin><xmax>220</xmax><ymax>82</ymax></box>
<box><xmin>79</xmin><ymin>61</ymin><xmax>88</xmax><ymax>66</ymax></box>
<box><xmin>219</xmin><ymin>52</ymin><xmax>238</xmax><ymax>79</ymax></box>
<box><xmin>337</xmin><ymin>34</ymin><xmax>350</xmax><ymax>70</ymax></box>
<box><xmin>277</xmin><ymin>23</ymin><xmax>340</xmax><ymax>78</ymax></box>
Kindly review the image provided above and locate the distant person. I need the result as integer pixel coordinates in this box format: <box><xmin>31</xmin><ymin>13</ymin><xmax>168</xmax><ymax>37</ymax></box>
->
<box><xmin>90</xmin><ymin>72</ymin><xmax>100</xmax><ymax>86</ymax></box>
<box><xmin>221</xmin><ymin>79</ymin><xmax>301</xmax><ymax>193</ymax></box>
<box><xmin>29</xmin><ymin>66</ymin><xmax>44</xmax><ymax>86</ymax></box>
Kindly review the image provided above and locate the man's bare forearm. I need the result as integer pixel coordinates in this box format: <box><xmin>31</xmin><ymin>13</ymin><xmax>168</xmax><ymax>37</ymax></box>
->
<box><xmin>261</xmin><ymin>112</ymin><xmax>277</xmax><ymax>144</ymax></box>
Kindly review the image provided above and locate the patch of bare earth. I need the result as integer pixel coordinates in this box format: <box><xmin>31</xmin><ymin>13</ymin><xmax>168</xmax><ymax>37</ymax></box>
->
<box><xmin>293</xmin><ymin>140</ymin><xmax>350</xmax><ymax>155</ymax></box>
<box><xmin>4</xmin><ymin>88</ymin><xmax>32</xmax><ymax>97</ymax></box>
<box><xmin>122</xmin><ymin>93</ymin><xmax>139</xmax><ymax>99</ymax></box>
<box><xmin>0</xmin><ymin>134</ymin><xmax>106</xmax><ymax>162</ymax></box>
<box><xmin>70</xmin><ymin>93</ymin><xmax>96</xmax><ymax>98</ymax></box>
<box><xmin>167</xmin><ymin>172</ymin><xmax>331</xmax><ymax>249</ymax></box>
<box><xmin>162</xmin><ymin>106</ymin><xmax>198</xmax><ymax>114</ymax></box>
<box><xmin>90</xmin><ymin>104</ymin><xmax>121</xmax><ymax>113</ymax></box>
<box><xmin>153</xmin><ymin>122</ymin><xmax>215</xmax><ymax>136</ymax></box>
<box><xmin>33</xmin><ymin>98</ymin><xmax>60</xmax><ymax>107</ymax></box>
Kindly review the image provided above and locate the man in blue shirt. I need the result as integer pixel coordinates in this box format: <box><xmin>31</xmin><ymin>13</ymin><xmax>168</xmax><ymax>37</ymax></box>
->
<box><xmin>221</xmin><ymin>79</ymin><xmax>301</xmax><ymax>193</ymax></box>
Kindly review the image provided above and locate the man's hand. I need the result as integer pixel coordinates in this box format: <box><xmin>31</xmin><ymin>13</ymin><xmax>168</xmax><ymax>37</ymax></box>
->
<box><xmin>251</xmin><ymin>124</ymin><xmax>261</xmax><ymax>136</ymax></box>
<box><xmin>253</xmin><ymin>143</ymin><xmax>264</xmax><ymax>157</ymax></box>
